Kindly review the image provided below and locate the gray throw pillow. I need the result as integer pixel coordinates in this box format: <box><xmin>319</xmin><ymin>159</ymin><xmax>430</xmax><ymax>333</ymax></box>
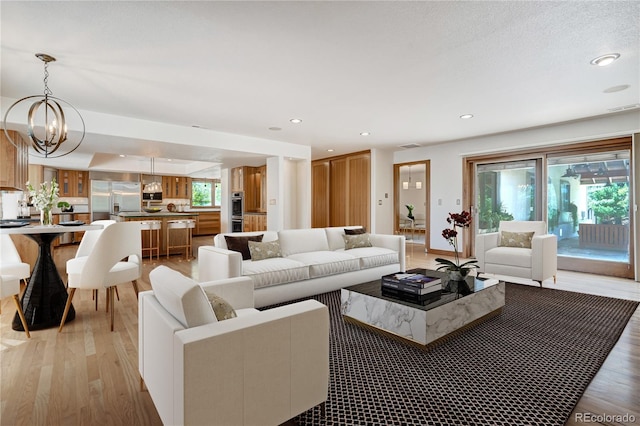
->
<box><xmin>206</xmin><ymin>293</ymin><xmax>237</xmax><ymax>321</ymax></box>
<box><xmin>248</xmin><ymin>239</ymin><xmax>282</xmax><ymax>261</ymax></box>
<box><xmin>343</xmin><ymin>233</ymin><xmax>372</xmax><ymax>250</ymax></box>
<box><xmin>499</xmin><ymin>231</ymin><xmax>535</xmax><ymax>248</ymax></box>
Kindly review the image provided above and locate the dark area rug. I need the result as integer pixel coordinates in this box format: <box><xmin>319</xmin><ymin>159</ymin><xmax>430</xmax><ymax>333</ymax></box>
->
<box><xmin>276</xmin><ymin>284</ymin><xmax>638</xmax><ymax>426</ymax></box>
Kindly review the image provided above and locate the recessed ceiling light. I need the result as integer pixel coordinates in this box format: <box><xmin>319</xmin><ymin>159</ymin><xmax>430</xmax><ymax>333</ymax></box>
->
<box><xmin>192</xmin><ymin>124</ymin><xmax>202</xmax><ymax>128</ymax></box>
<box><xmin>167</xmin><ymin>159</ymin><xmax>172</xmax><ymax>162</ymax></box>
<box><xmin>459</xmin><ymin>114</ymin><xmax>474</xmax><ymax>119</ymax></box>
<box><xmin>590</xmin><ymin>53</ymin><xmax>620</xmax><ymax>66</ymax></box>
<box><xmin>119</xmin><ymin>154</ymin><xmax>126</xmax><ymax>157</ymax></box>
<box><xmin>360</xmin><ymin>132</ymin><xmax>370</xmax><ymax>136</ymax></box>
<box><xmin>290</xmin><ymin>118</ymin><xmax>302</xmax><ymax>124</ymax></box>
<box><xmin>269</xmin><ymin>126</ymin><xmax>282</xmax><ymax>131</ymax></box>
<box><xmin>327</xmin><ymin>149</ymin><xmax>334</xmax><ymax>152</ymax></box>
<box><xmin>603</xmin><ymin>84</ymin><xmax>630</xmax><ymax>93</ymax></box>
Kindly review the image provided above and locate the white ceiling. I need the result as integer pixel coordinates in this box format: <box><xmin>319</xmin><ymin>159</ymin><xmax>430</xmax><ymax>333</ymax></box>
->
<box><xmin>1</xmin><ymin>1</ymin><xmax>639</xmax><ymax>175</ymax></box>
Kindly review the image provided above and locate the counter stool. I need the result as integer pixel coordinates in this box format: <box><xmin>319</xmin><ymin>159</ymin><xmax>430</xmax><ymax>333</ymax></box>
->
<box><xmin>140</xmin><ymin>220</ymin><xmax>161</xmax><ymax>262</ymax></box>
<box><xmin>166</xmin><ymin>220</ymin><xmax>193</xmax><ymax>260</ymax></box>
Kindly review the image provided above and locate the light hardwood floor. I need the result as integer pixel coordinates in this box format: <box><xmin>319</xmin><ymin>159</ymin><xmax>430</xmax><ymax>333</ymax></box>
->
<box><xmin>1</xmin><ymin>238</ymin><xmax>638</xmax><ymax>425</ymax></box>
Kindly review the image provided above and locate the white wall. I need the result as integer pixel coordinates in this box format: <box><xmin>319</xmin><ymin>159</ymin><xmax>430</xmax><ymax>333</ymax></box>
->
<box><xmin>371</xmin><ymin>148</ymin><xmax>394</xmax><ymax>235</ymax></box>
<box><xmin>393</xmin><ymin>110</ymin><xmax>640</xmax><ymax>253</ymax></box>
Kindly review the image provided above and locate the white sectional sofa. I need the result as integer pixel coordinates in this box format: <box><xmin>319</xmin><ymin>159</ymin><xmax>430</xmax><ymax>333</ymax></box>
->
<box><xmin>198</xmin><ymin>227</ymin><xmax>405</xmax><ymax>308</ymax></box>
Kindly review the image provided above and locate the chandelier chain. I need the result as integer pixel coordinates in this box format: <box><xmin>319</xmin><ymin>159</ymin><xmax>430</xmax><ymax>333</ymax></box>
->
<box><xmin>43</xmin><ymin>61</ymin><xmax>53</xmax><ymax>97</ymax></box>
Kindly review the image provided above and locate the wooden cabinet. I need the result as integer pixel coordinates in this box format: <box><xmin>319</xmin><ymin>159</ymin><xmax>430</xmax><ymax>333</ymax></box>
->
<box><xmin>194</xmin><ymin>211</ymin><xmax>220</xmax><ymax>235</ymax></box>
<box><xmin>162</xmin><ymin>176</ymin><xmax>191</xmax><ymax>199</ymax></box>
<box><xmin>28</xmin><ymin>164</ymin><xmax>44</xmax><ymax>188</ymax></box>
<box><xmin>73</xmin><ymin>213</ymin><xmax>91</xmax><ymax>242</ymax></box>
<box><xmin>312</xmin><ymin>151</ymin><xmax>370</xmax><ymax>230</ymax></box>
<box><xmin>243</xmin><ymin>213</ymin><xmax>267</xmax><ymax>232</ymax></box>
<box><xmin>0</xmin><ymin>129</ymin><xmax>28</xmax><ymax>190</ymax></box>
<box><xmin>312</xmin><ymin>161</ymin><xmax>330</xmax><ymax>228</ymax></box>
<box><xmin>231</xmin><ymin>167</ymin><xmax>244</xmax><ymax>192</ymax></box>
<box><xmin>58</xmin><ymin>169</ymin><xmax>88</xmax><ymax>197</ymax></box>
<box><xmin>238</xmin><ymin>165</ymin><xmax>267</xmax><ymax>213</ymax></box>
<box><xmin>76</xmin><ymin>170</ymin><xmax>88</xmax><ymax>197</ymax></box>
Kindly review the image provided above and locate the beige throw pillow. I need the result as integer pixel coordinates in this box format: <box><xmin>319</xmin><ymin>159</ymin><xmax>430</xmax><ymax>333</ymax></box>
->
<box><xmin>499</xmin><ymin>231</ymin><xmax>535</xmax><ymax>248</ymax></box>
<box><xmin>206</xmin><ymin>293</ymin><xmax>237</xmax><ymax>321</ymax></box>
<box><xmin>248</xmin><ymin>239</ymin><xmax>282</xmax><ymax>261</ymax></box>
<box><xmin>343</xmin><ymin>233</ymin><xmax>372</xmax><ymax>250</ymax></box>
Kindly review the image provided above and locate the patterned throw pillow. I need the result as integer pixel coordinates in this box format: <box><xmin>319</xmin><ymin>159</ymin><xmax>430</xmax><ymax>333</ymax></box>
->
<box><xmin>248</xmin><ymin>239</ymin><xmax>282</xmax><ymax>261</ymax></box>
<box><xmin>343</xmin><ymin>233</ymin><xmax>372</xmax><ymax>250</ymax></box>
<box><xmin>499</xmin><ymin>231</ymin><xmax>535</xmax><ymax>248</ymax></box>
<box><xmin>224</xmin><ymin>234</ymin><xmax>264</xmax><ymax>260</ymax></box>
<box><xmin>206</xmin><ymin>293</ymin><xmax>237</xmax><ymax>321</ymax></box>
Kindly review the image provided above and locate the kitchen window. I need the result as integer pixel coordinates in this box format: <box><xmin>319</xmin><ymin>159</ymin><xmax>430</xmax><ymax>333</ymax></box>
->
<box><xmin>191</xmin><ymin>179</ymin><xmax>221</xmax><ymax>208</ymax></box>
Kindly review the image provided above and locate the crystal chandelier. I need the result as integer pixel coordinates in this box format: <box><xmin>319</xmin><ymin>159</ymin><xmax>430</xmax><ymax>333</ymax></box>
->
<box><xmin>3</xmin><ymin>53</ymin><xmax>85</xmax><ymax>158</ymax></box>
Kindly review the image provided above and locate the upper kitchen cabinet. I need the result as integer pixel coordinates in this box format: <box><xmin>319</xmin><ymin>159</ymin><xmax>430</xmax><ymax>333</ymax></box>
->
<box><xmin>231</xmin><ymin>167</ymin><xmax>243</xmax><ymax>192</ymax></box>
<box><xmin>162</xmin><ymin>176</ymin><xmax>191</xmax><ymax>199</ymax></box>
<box><xmin>58</xmin><ymin>170</ymin><xmax>88</xmax><ymax>197</ymax></box>
<box><xmin>243</xmin><ymin>165</ymin><xmax>267</xmax><ymax>213</ymax></box>
<box><xmin>0</xmin><ymin>130</ymin><xmax>28</xmax><ymax>190</ymax></box>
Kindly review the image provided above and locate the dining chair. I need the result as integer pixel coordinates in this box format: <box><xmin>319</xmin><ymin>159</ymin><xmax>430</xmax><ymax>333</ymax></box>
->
<box><xmin>59</xmin><ymin>221</ymin><xmax>142</xmax><ymax>332</ymax></box>
<box><xmin>72</xmin><ymin>220</ymin><xmax>117</xmax><ymax>310</ymax></box>
<box><xmin>0</xmin><ymin>274</ymin><xmax>30</xmax><ymax>338</ymax></box>
<box><xmin>0</xmin><ymin>234</ymin><xmax>31</xmax><ymax>285</ymax></box>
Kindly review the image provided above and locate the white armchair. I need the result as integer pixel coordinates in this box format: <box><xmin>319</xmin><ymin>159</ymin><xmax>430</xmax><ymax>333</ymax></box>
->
<box><xmin>139</xmin><ymin>265</ymin><xmax>329</xmax><ymax>426</ymax></box>
<box><xmin>475</xmin><ymin>220</ymin><xmax>557</xmax><ymax>286</ymax></box>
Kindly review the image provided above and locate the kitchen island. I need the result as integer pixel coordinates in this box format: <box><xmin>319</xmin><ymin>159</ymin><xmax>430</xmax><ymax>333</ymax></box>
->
<box><xmin>117</xmin><ymin>212</ymin><xmax>198</xmax><ymax>257</ymax></box>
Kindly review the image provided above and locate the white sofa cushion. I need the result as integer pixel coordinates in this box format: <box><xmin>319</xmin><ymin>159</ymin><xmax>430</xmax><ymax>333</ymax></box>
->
<box><xmin>278</xmin><ymin>228</ymin><xmax>330</xmax><ymax>256</ymax></box>
<box><xmin>286</xmin><ymin>251</ymin><xmax>360</xmax><ymax>278</ymax></box>
<box><xmin>149</xmin><ymin>265</ymin><xmax>217</xmax><ymax>328</ymax></box>
<box><xmin>242</xmin><ymin>257</ymin><xmax>310</xmax><ymax>289</ymax></box>
<box><xmin>485</xmin><ymin>247</ymin><xmax>533</xmax><ymax>268</ymax></box>
<box><xmin>336</xmin><ymin>246</ymin><xmax>399</xmax><ymax>269</ymax></box>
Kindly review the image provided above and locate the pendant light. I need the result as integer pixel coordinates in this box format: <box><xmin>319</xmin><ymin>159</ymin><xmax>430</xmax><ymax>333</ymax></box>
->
<box><xmin>3</xmin><ymin>53</ymin><xmax>85</xmax><ymax>158</ymax></box>
<box><xmin>143</xmin><ymin>158</ymin><xmax>163</xmax><ymax>194</ymax></box>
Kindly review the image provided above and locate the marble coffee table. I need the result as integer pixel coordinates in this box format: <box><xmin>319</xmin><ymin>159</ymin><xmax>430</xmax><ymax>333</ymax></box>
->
<box><xmin>340</xmin><ymin>269</ymin><xmax>505</xmax><ymax>347</ymax></box>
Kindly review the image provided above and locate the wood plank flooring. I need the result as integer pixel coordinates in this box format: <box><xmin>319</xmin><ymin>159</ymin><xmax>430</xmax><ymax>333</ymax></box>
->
<box><xmin>1</xmin><ymin>238</ymin><xmax>638</xmax><ymax>425</ymax></box>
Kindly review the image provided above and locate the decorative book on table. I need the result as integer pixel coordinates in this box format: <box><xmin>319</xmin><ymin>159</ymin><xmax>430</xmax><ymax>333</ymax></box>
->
<box><xmin>382</xmin><ymin>272</ymin><xmax>441</xmax><ymax>288</ymax></box>
<box><xmin>381</xmin><ymin>280</ymin><xmax>441</xmax><ymax>295</ymax></box>
<box><xmin>381</xmin><ymin>287</ymin><xmax>442</xmax><ymax>306</ymax></box>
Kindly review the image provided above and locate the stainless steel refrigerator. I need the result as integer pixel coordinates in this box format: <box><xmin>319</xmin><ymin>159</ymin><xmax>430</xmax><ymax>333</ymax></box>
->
<box><xmin>91</xmin><ymin>179</ymin><xmax>141</xmax><ymax>222</ymax></box>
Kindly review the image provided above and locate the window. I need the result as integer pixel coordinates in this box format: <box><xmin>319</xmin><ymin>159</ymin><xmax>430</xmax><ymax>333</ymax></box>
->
<box><xmin>191</xmin><ymin>179</ymin><xmax>221</xmax><ymax>208</ymax></box>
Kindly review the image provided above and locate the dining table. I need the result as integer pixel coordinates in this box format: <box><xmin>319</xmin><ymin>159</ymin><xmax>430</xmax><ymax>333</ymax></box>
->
<box><xmin>0</xmin><ymin>222</ymin><xmax>102</xmax><ymax>331</ymax></box>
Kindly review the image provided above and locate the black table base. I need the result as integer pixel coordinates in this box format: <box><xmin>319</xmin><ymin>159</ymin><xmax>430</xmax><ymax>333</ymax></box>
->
<box><xmin>12</xmin><ymin>232</ymin><xmax>75</xmax><ymax>331</ymax></box>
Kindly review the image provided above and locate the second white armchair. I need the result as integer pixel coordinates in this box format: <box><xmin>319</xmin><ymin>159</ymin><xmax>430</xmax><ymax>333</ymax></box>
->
<box><xmin>475</xmin><ymin>220</ymin><xmax>557</xmax><ymax>286</ymax></box>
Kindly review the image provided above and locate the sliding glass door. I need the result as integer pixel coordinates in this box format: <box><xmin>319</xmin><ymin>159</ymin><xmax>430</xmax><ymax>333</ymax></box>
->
<box><xmin>547</xmin><ymin>150</ymin><xmax>631</xmax><ymax>268</ymax></box>
<box><xmin>475</xmin><ymin>159</ymin><xmax>541</xmax><ymax>235</ymax></box>
<box><xmin>468</xmin><ymin>138</ymin><xmax>633</xmax><ymax>278</ymax></box>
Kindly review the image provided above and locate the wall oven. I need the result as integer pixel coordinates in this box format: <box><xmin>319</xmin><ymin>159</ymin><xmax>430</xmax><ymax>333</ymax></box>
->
<box><xmin>231</xmin><ymin>192</ymin><xmax>244</xmax><ymax>232</ymax></box>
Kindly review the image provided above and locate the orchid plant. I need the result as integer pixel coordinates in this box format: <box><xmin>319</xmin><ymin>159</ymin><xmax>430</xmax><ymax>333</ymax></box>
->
<box><xmin>435</xmin><ymin>210</ymin><xmax>478</xmax><ymax>274</ymax></box>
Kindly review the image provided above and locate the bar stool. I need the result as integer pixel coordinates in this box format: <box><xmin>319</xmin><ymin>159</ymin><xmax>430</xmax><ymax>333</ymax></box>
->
<box><xmin>166</xmin><ymin>220</ymin><xmax>192</xmax><ymax>260</ymax></box>
<box><xmin>140</xmin><ymin>220</ymin><xmax>161</xmax><ymax>262</ymax></box>
<box><xmin>185</xmin><ymin>219</ymin><xmax>196</xmax><ymax>259</ymax></box>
